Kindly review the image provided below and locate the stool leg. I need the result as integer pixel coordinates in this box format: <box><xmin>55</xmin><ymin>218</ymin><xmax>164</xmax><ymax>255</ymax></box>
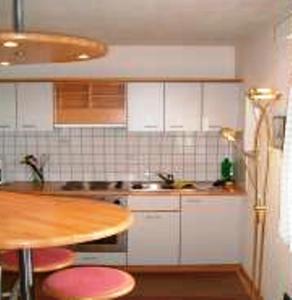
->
<box><xmin>0</xmin><ymin>265</ymin><xmax>2</xmax><ymax>300</ymax></box>
<box><xmin>19</xmin><ymin>249</ymin><xmax>34</xmax><ymax>300</ymax></box>
<box><xmin>9</xmin><ymin>279</ymin><xmax>20</xmax><ymax>300</ymax></box>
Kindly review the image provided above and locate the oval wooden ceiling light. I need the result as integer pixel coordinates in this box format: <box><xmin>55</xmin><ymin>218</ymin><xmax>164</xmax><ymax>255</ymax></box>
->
<box><xmin>0</xmin><ymin>0</ymin><xmax>107</xmax><ymax>65</ymax></box>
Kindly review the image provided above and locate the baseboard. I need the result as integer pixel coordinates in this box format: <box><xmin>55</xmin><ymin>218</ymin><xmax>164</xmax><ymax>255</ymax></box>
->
<box><xmin>236</xmin><ymin>265</ymin><xmax>264</xmax><ymax>300</ymax></box>
<box><xmin>120</xmin><ymin>264</ymin><xmax>241</xmax><ymax>273</ymax></box>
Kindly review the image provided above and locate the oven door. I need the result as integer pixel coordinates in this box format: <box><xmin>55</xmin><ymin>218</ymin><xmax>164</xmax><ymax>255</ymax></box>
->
<box><xmin>71</xmin><ymin>231</ymin><xmax>127</xmax><ymax>253</ymax></box>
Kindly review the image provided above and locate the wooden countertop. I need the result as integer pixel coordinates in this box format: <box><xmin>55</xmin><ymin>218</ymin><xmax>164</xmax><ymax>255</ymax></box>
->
<box><xmin>0</xmin><ymin>191</ymin><xmax>133</xmax><ymax>250</ymax></box>
<box><xmin>0</xmin><ymin>182</ymin><xmax>246</xmax><ymax>197</ymax></box>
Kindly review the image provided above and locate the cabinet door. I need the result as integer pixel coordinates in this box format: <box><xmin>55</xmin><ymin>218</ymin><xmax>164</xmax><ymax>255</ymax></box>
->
<box><xmin>203</xmin><ymin>83</ymin><xmax>242</xmax><ymax>131</ymax></box>
<box><xmin>127</xmin><ymin>83</ymin><xmax>164</xmax><ymax>131</ymax></box>
<box><xmin>17</xmin><ymin>83</ymin><xmax>53</xmax><ymax>131</ymax></box>
<box><xmin>0</xmin><ymin>84</ymin><xmax>16</xmax><ymax>130</ymax></box>
<box><xmin>55</xmin><ymin>82</ymin><xmax>126</xmax><ymax>126</ymax></box>
<box><xmin>165</xmin><ymin>83</ymin><xmax>202</xmax><ymax>131</ymax></box>
<box><xmin>181</xmin><ymin>197</ymin><xmax>246</xmax><ymax>264</ymax></box>
<box><xmin>128</xmin><ymin>212</ymin><xmax>179</xmax><ymax>265</ymax></box>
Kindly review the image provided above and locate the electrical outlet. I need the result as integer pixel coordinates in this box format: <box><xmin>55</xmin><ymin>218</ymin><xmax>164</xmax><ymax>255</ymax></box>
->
<box><xmin>284</xmin><ymin>293</ymin><xmax>292</xmax><ymax>300</ymax></box>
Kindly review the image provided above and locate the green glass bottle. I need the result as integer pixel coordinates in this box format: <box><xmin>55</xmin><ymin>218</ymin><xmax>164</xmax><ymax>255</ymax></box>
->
<box><xmin>221</xmin><ymin>157</ymin><xmax>233</xmax><ymax>182</ymax></box>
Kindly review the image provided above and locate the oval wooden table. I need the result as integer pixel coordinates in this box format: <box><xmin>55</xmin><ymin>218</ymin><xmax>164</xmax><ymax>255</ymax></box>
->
<box><xmin>0</xmin><ymin>191</ymin><xmax>133</xmax><ymax>300</ymax></box>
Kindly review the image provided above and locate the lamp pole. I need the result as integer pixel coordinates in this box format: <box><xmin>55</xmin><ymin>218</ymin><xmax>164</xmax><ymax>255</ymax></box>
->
<box><xmin>251</xmin><ymin>96</ymin><xmax>278</xmax><ymax>300</ymax></box>
<box><xmin>221</xmin><ymin>89</ymin><xmax>281</xmax><ymax>300</ymax></box>
<box><xmin>13</xmin><ymin>0</ymin><xmax>24</xmax><ymax>33</ymax></box>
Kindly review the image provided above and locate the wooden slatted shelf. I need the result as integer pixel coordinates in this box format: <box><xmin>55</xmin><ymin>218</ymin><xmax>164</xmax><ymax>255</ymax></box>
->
<box><xmin>55</xmin><ymin>81</ymin><xmax>126</xmax><ymax>126</ymax></box>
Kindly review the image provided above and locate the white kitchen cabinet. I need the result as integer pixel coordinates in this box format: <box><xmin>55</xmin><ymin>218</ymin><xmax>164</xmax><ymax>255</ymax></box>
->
<box><xmin>181</xmin><ymin>196</ymin><xmax>246</xmax><ymax>264</ymax></box>
<box><xmin>74</xmin><ymin>252</ymin><xmax>126</xmax><ymax>266</ymax></box>
<box><xmin>0</xmin><ymin>83</ymin><xmax>54</xmax><ymax>131</ymax></box>
<box><xmin>0</xmin><ymin>84</ymin><xmax>17</xmax><ymax>130</ymax></box>
<box><xmin>127</xmin><ymin>82</ymin><xmax>164</xmax><ymax>131</ymax></box>
<box><xmin>165</xmin><ymin>83</ymin><xmax>202</xmax><ymax>131</ymax></box>
<box><xmin>17</xmin><ymin>83</ymin><xmax>54</xmax><ymax>131</ymax></box>
<box><xmin>128</xmin><ymin>195</ymin><xmax>180</xmax><ymax>211</ymax></box>
<box><xmin>202</xmin><ymin>83</ymin><xmax>242</xmax><ymax>131</ymax></box>
<box><xmin>127</xmin><ymin>211</ymin><xmax>180</xmax><ymax>265</ymax></box>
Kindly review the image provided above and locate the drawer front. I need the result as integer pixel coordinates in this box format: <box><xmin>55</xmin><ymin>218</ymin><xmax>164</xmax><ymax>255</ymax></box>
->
<box><xmin>128</xmin><ymin>195</ymin><xmax>180</xmax><ymax>211</ymax></box>
<box><xmin>74</xmin><ymin>252</ymin><xmax>126</xmax><ymax>266</ymax></box>
<box><xmin>181</xmin><ymin>195</ymin><xmax>245</xmax><ymax>209</ymax></box>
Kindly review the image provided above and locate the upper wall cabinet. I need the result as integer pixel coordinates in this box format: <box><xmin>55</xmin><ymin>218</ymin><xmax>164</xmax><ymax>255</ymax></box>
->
<box><xmin>164</xmin><ymin>83</ymin><xmax>202</xmax><ymax>131</ymax></box>
<box><xmin>55</xmin><ymin>81</ymin><xmax>126</xmax><ymax>127</ymax></box>
<box><xmin>202</xmin><ymin>83</ymin><xmax>242</xmax><ymax>131</ymax></box>
<box><xmin>0</xmin><ymin>84</ymin><xmax>17</xmax><ymax>130</ymax></box>
<box><xmin>17</xmin><ymin>83</ymin><xmax>53</xmax><ymax>131</ymax></box>
<box><xmin>0</xmin><ymin>83</ymin><xmax>53</xmax><ymax>131</ymax></box>
<box><xmin>127</xmin><ymin>83</ymin><xmax>164</xmax><ymax>131</ymax></box>
<box><xmin>127</xmin><ymin>82</ymin><xmax>202</xmax><ymax>132</ymax></box>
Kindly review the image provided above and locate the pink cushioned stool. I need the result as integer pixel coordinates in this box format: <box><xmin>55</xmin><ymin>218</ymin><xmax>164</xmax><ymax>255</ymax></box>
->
<box><xmin>1</xmin><ymin>247</ymin><xmax>74</xmax><ymax>272</ymax></box>
<box><xmin>43</xmin><ymin>267</ymin><xmax>135</xmax><ymax>300</ymax></box>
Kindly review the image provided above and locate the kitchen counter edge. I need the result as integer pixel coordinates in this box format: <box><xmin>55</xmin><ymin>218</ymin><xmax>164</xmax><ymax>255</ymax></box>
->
<box><xmin>0</xmin><ymin>182</ymin><xmax>246</xmax><ymax>197</ymax></box>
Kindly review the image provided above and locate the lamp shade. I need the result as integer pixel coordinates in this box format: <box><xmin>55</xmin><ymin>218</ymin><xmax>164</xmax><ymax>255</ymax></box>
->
<box><xmin>220</xmin><ymin>127</ymin><xmax>242</xmax><ymax>142</ymax></box>
<box><xmin>247</xmin><ymin>88</ymin><xmax>282</xmax><ymax>104</ymax></box>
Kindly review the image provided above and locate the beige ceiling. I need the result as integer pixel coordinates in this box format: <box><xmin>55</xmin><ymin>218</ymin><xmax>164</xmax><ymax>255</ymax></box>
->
<box><xmin>0</xmin><ymin>0</ymin><xmax>277</xmax><ymax>45</ymax></box>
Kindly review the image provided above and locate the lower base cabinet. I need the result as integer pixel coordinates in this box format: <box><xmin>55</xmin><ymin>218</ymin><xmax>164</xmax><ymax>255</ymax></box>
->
<box><xmin>74</xmin><ymin>252</ymin><xmax>126</xmax><ymax>266</ymax></box>
<box><xmin>181</xmin><ymin>196</ymin><xmax>246</xmax><ymax>264</ymax></box>
<box><xmin>127</xmin><ymin>212</ymin><xmax>180</xmax><ymax>265</ymax></box>
<box><xmin>74</xmin><ymin>196</ymin><xmax>246</xmax><ymax>266</ymax></box>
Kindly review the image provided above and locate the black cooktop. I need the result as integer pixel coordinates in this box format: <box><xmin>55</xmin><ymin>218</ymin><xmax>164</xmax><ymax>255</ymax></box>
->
<box><xmin>61</xmin><ymin>181</ymin><xmax>84</xmax><ymax>191</ymax></box>
<box><xmin>61</xmin><ymin>181</ymin><xmax>124</xmax><ymax>191</ymax></box>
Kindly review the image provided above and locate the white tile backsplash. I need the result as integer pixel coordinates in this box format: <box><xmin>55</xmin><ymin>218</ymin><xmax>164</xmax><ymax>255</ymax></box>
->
<box><xmin>0</xmin><ymin>128</ymin><xmax>234</xmax><ymax>182</ymax></box>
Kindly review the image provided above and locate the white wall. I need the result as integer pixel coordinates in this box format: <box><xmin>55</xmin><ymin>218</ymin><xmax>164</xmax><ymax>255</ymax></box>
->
<box><xmin>0</xmin><ymin>46</ymin><xmax>235</xmax><ymax>78</ymax></box>
<box><xmin>236</xmin><ymin>24</ymin><xmax>292</xmax><ymax>300</ymax></box>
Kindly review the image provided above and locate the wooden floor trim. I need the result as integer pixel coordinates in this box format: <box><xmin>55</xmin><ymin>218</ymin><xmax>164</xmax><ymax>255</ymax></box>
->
<box><xmin>120</xmin><ymin>264</ymin><xmax>241</xmax><ymax>274</ymax></box>
<box><xmin>236</xmin><ymin>266</ymin><xmax>263</xmax><ymax>300</ymax></box>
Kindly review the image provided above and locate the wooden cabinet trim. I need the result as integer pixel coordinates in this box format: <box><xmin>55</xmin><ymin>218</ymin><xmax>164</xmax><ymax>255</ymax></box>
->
<box><xmin>0</xmin><ymin>77</ymin><xmax>244</xmax><ymax>83</ymax></box>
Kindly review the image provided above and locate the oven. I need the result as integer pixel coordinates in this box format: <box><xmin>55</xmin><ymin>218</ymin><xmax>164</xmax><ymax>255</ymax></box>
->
<box><xmin>73</xmin><ymin>196</ymin><xmax>128</xmax><ymax>266</ymax></box>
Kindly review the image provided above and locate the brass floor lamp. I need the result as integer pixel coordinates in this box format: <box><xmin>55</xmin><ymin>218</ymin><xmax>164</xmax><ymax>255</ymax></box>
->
<box><xmin>220</xmin><ymin>88</ymin><xmax>282</xmax><ymax>300</ymax></box>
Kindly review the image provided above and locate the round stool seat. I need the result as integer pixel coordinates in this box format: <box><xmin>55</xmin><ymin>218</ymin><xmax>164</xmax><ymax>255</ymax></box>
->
<box><xmin>43</xmin><ymin>267</ymin><xmax>135</xmax><ymax>300</ymax></box>
<box><xmin>1</xmin><ymin>247</ymin><xmax>74</xmax><ymax>272</ymax></box>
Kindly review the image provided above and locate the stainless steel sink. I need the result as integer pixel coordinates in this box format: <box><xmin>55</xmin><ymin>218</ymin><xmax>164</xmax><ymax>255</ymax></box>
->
<box><xmin>130</xmin><ymin>182</ymin><xmax>174</xmax><ymax>191</ymax></box>
<box><xmin>130</xmin><ymin>181</ymin><xmax>214</xmax><ymax>191</ymax></box>
<box><xmin>130</xmin><ymin>182</ymin><xmax>202</xmax><ymax>191</ymax></box>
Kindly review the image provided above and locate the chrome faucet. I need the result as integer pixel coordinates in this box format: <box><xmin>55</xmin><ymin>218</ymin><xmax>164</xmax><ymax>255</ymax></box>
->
<box><xmin>157</xmin><ymin>172</ymin><xmax>175</xmax><ymax>185</ymax></box>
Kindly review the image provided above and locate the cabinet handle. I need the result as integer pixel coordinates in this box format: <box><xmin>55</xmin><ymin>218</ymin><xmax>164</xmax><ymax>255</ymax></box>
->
<box><xmin>82</xmin><ymin>256</ymin><xmax>98</xmax><ymax>261</ymax></box>
<box><xmin>22</xmin><ymin>124</ymin><xmax>36</xmax><ymax>129</ymax></box>
<box><xmin>0</xmin><ymin>125</ymin><xmax>10</xmax><ymax>129</ymax></box>
<box><xmin>185</xmin><ymin>199</ymin><xmax>204</xmax><ymax>204</ymax></box>
<box><xmin>145</xmin><ymin>214</ymin><xmax>162</xmax><ymax>219</ymax></box>
<box><xmin>144</xmin><ymin>125</ymin><xmax>158</xmax><ymax>129</ymax></box>
<box><xmin>170</xmin><ymin>125</ymin><xmax>184</xmax><ymax>129</ymax></box>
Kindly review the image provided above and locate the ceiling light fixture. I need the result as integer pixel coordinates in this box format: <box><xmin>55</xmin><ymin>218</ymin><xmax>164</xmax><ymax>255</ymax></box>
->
<box><xmin>0</xmin><ymin>61</ymin><xmax>11</xmax><ymax>66</ymax></box>
<box><xmin>3</xmin><ymin>40</ymin><xmax>19</xmax><ymax>48</ymax></box>
<box><xmin>0</xmin><ymin>0</ymin><xmax>107</xmax><ymax>65</ymax></box>
<box><xmin>77</xmin><ymin>54</ymin><xmax>90</xmax><ymax>60</ymax></box>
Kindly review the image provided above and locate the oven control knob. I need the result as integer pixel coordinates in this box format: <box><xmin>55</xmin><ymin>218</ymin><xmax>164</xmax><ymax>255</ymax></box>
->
<box><xmin>113</xmin><ymin>199</ymin><xmax>121</xmax><ymax>205</ymax></box>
